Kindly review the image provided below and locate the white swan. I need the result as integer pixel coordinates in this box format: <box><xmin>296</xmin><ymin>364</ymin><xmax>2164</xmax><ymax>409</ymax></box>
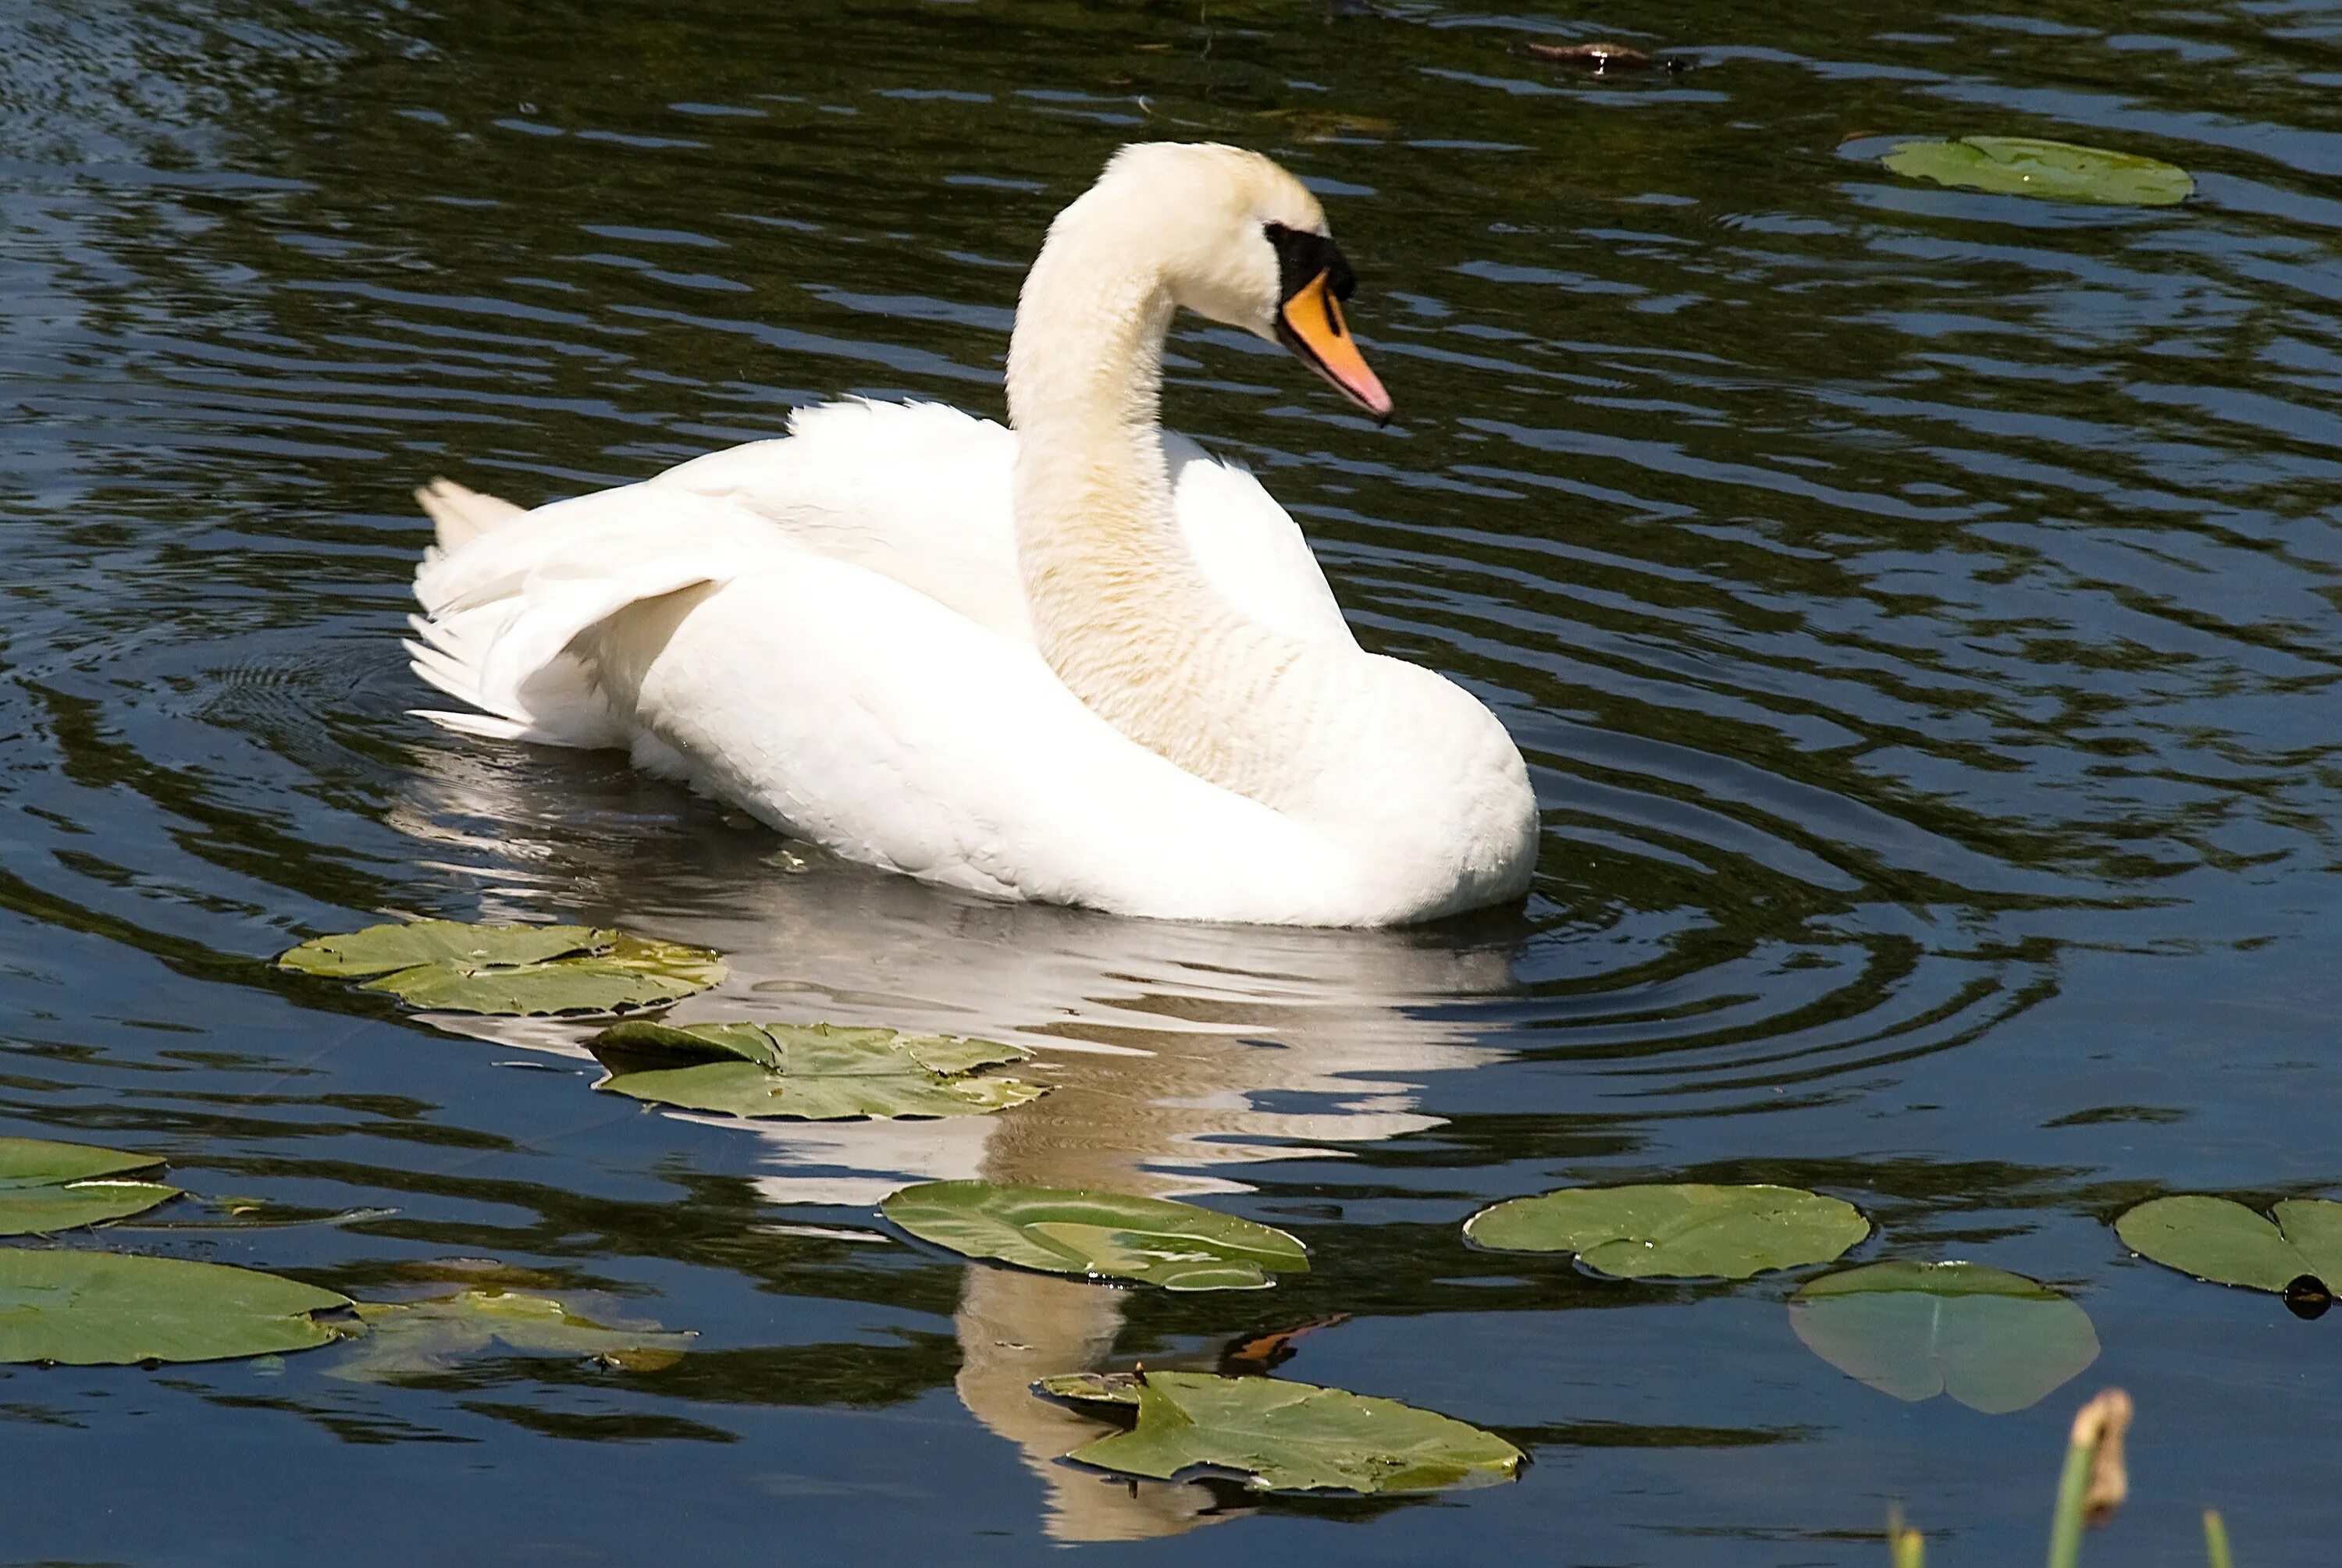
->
<box><xmin>404</xmin><ymin>142</ymin><xmax>1537</xmax><ymax>926</ymax></box>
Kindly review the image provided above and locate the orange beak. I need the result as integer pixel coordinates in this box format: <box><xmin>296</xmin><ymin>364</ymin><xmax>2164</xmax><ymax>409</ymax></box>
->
<box><xmin>1276</xmin><ymin>270</ymin><xmax>1393</xmax><ymax>425</ymax></box>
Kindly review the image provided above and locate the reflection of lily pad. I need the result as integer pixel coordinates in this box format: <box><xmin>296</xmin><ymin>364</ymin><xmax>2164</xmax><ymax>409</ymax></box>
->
<box><xmin>1041</xmin><ymin>1371</ymin><xmax>1525</xmax><ymax>1494</ymax></box>
<box><xmin>881</xmin><ymin>1182</ymin><xmax>1307</xmax><ymax>1291</ymax></box>
<box><xmin>0</xmin><ymin>1136</ymin><xmax>180</xmax><ymax>1236</ymax></box>
<box><xmin>592</xmin><ymin>1021</ymin><xmax>1046</xmax><ymax>1121</ymax></box>
<box><xmin>2116</xmin><ymin>1196</ymin><xmax>2342</xmax><ymax>1311</ymax></box>
<box><xmin>0</xmin><ymin>1251</ymin><xmax>350</xmax><ymax>1364</ymax></box>
<box><xmin>329</xmin><ymin>1289</ymin><xmax>693</xmax><ymax>1381</ymax></box>
<box><xmin>278</xmin><ymin>919</ymin><xmax>724</xmax><ymax>1015</ymax></box>
<box><xmin>1881</xmin><ymin>136</ymin><xmax>2193</xmax><ymax>206</ymax></box>
<box><xmin>1789</xmin><ymin>1261</ymin><xmax>2098</xmax><ymax>1414</ymax></box>
<box><xmin>1463</xmin><ymin>1183</ymin><xmax>1867</xmax><ymax>1280</ymax></box>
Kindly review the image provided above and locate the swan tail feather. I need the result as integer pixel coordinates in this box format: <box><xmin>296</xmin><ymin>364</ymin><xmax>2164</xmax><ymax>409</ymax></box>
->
<box><xmin>415</xmin><ymin>478</ymin><xmax>526</xmax><ymax>550</ymax></box>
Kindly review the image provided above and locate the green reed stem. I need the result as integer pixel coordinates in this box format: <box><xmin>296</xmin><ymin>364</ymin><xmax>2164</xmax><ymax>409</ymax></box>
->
<box><xmin>2204</xmin><ymin>1510</ymin><xmax>2233</xmax><ymax>1568</ymax></box>
<box><xmin>1889</xmin><ymin>1525</ymin><xmax>1926</xmax><ymax>1568</ymax></box>
<box><xmin>2045</xmin><ymin>1428</ymin><xmax>2098</xmax><ymax>1568</ymax></box>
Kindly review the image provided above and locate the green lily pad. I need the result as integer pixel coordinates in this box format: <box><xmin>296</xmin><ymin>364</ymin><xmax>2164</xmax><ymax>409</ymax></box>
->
<box><xmin>1462</xmin><ymin>1183</ymin><xmax>1867</xmax><ymax>1280</ymax></box>
<box><xmin>1041</xmin><ymin>1371</ymin><xmax>1525</xmax><ymax>1494</ymax></box>
<box><xmin>880</xmin><ymin>1182</ymin><xmax>1307</xmax><ymax>1291</ymax></box>
<box><xmin>1881</xmin><ymin>136</ymin><xmax>2193</xmax><ymax>206</ymax></box>
<box><xmin>278</xmin><ymin>919</ymin><xmax>724</xmax><ymax>1015</ymax></box>
<box><xmin>1789</xmin><ymin>1261</ymin><xmax>2099</xmax><ymax>1414</ymax></box>
<box><xmin>0</xmin><ymin>1250</ymin><xmax>351</xmax><ymax>1364</ymax></box>
<box><xmin>277</xmin><ymin>919</ymin><xmax>608</xmax><ymax>978</ymax></box>
<box><xmin>591</xmin><ymin>1020</ymin><xmax>1047</xmax><ymax>1121</ymax></box>
<box><xmin>328</xmin><ymin>1288</ymin><xmax>695</xmax><ymax>1381</ymax></box>
<box><xmin>0</xmin><ymin>1136</ymin><xmax>181</xmax><ymax>1236</ymax></box>
<box><xmin>2116</xmin><ymin>1196</ymin><xmax>2342</xmax><ymax>1306</ymax></box>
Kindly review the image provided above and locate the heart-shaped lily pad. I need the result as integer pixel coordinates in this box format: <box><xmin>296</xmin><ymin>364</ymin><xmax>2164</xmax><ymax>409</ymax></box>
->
<box><xmin>591</xmin><ymin>1020</ymin><xmax>1047</xmax><ymax>1120</ymax></box>
<box><xmin>1789</xmin><ymin>1260</ymin><xmax>2099</xmax><ymax>1414</ymax></box>
<box><xmin>1463</xmin><ymin>1183</ymin><xmax>1867</xmax><ymax>1280</ymax></box>
<box><xmin>880</xmin><ymin>1182</ymin><xmax>1307</xmax><ymax>1291</ymax></box>
<box><xmin>1038</xmin><ymin>1371</ymin><xmax>1524</xmax><ymax>1494</ymax></box>
<box><xmin>1880</xmin><ymin>136</ymin><xmax>2193</xmax><ymax>206</ymax></box>
<box><xmin>328</xmin><ymin>1288</ymin><xmax>695</xmax><ymax>1381</ymax></box>
<box><xmin>278</xmin><ymin>919</ymin><xmax>724</xmax><ymax>1015</ymax></box>
<box><xmin>0</xmin><ymin>1136</ymin><xmax>181</xmax><ymax>1236</ymax></box>
<box><xmin>2116</xmin><ymin>1196</ymin><xmax>2342</xmax><ymax>1316</ymax></box>
<box><xmin>0</xmin><ymin>1250</ymin><xmax>351</xmax><ymax>1364</ymax></box>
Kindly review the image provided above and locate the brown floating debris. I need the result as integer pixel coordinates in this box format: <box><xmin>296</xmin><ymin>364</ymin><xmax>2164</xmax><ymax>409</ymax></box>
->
<box><xmin>2070</xmin><ymin>1387</ymin><xmax>2134</xmax><ymax>1527</ymax></box>
<box><xmin>1521</xmin><ymin>41</ymin><xmax>1690</xmax><ymax>76</ymax></box>
<box><xmin>1218</xmin><ymin>1312</ymin><xmax>1352</xmax><ymax>1376</ymax></box>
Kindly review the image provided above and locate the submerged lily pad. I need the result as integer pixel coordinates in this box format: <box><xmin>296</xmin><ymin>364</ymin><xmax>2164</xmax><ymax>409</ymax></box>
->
<box><xmin>2116</xmin><ymin>1196</ymin><xmax>2342</xmax><ymax>1313</ymax></box>
<box><xmin>1789</xmin><ymin>1260</ymin><xmax>2098</xmax><ymax>1414</ymax></box>
<box><xmin>278</xmin><ymin>919</ymin><xmax>724</xmax><ymax>1015</ymax></box>
<box><xmin>328</xmin><ymin>1288</ymin><xmax>694</xmax><ymax>1381</ymax></box>
<box><xmin>1040</xmin><ymin>1371</ymin><xmax>1525</xmax><ymax>1494</ymax></box>
<box><xmin>881</xmin><ymin>1182</ymin><xmax>1307</xmax><ymax>1291</ymax></box>
<box><xmin>1881</xmin><ymin>136</ymin><xmax>2193</xmax><ymax>206</ymax></box>
<box><xmin>0</xmin><ymin>1136</ymin><xmax>181</xmax><ymax>1236</ymax></box>
<box><xmin>1463</xmin><ymin>1183</ymin><xmax>1867</xmax><ymax>1280</ymax></box>
<box><xmin>592</xmin><ymin>1020</ymin><xmax>1047</xmax><ymax>1121</ymax></box>
<box><xmin>0</xmin><ymin>1251</ymin><xmax>350</xmax><ymax>1364</ymax></box>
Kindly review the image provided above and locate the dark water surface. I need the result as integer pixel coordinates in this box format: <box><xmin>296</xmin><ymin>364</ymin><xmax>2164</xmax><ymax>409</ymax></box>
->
<box><xmin>5</xmin><ymin>0</ymin><xmax>2340</xmax><ymax>1560</ymax></box>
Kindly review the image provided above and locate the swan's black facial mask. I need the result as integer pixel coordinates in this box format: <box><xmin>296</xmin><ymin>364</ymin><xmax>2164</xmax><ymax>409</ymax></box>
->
<box><xmin>1265</xmin><ymin>222</ymin><xmax>1392</xmax><ymax>424</ymax></box>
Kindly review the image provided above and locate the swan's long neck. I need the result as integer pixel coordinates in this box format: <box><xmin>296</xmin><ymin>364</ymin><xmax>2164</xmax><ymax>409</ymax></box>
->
<box><xmin>1007</xmin><ymin>196</ymin><xmax>1322</xmax><ymax>812</ymax></box>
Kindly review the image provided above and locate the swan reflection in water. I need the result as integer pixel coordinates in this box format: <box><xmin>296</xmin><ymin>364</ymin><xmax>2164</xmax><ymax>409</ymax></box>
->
<box><xmin>394</xmin><ymin>756</ymin><xmax>1528</xmax><ymax>1540</ymax></box>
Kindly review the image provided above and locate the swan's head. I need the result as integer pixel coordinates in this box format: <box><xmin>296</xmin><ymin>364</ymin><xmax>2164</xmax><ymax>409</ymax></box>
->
<box><xmin>1072</xmin><ymin>142</ymin><xmax>1393</xmax><ymax>424</ymax></box>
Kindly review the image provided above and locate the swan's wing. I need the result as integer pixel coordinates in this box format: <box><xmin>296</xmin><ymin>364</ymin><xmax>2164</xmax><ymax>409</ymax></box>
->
<box><xmin>654</xmin><ymin>400</ymin><xmax>1035</xmax><ymax>643</ymax></box>
<box><xmin>614</xmin><ymin>555</ymin><xmax>1358</xmax><ymax>918</ymax></box>
<box><xmin>410</xmin><ymin>498</ymin><xmax>1358</xmax><ymax>918</ymax></box>
<box><xmin>1163</xmin><ymin>433</ymin><xmax>1355</xmax><ymax>649</ymax></box>
<box><xmin>618</xmin><ymin>400</ymin><xmax>1354</xmax><ymax>649</ymax></box>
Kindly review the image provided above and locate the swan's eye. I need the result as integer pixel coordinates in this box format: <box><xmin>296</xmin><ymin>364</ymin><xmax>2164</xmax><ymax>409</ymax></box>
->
<box><xmin>1264</xmin><ymin>221</ymin><xmax>1358</xmax><ymax>304</ymax></box>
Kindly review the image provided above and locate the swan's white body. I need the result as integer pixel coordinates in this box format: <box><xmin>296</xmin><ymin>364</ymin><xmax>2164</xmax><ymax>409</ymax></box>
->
<box><xmin>407</xmin><ymin>144</ymin><xmax>1537</xmax><ymax>925</ymax></box>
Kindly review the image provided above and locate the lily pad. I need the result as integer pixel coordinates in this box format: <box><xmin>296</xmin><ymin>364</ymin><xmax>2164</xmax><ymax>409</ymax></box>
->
<box><xmin>1881</xmin><ymin>136</ymin><xmax>2193</xmax><ymax>207</ymax></box>
<box><xmin>1789</xmin><ymin>1260</ymin><xmax>2099</xmax><ymax>1414</ymax></box>
<box><xmin>880</xmin><ymin>1182</ymin><xmax>1307</xmax><ymax>1291</ymax></box>
<box><xmin>328</xmin><ymin>1288</ymin><xmax>694</xmax><ymax>1381</ymax></box>
<box><xmin>1040</xmin><ymin>1371</ymin><xmax>1525</xmax><ymax>1494</ymax></box>
<box><xmin>1462</xmin><ymin>1183</ymin><xmax>1867</xmax><ymax>1280</ymax></box>
<box><xmin>0</xmin><ymin>1136</ymin><xmax>181</xmax><ymax>1236</ymax></box>
<box><xmin>277</xmin><ymin>919</ymin><xmax>607</xmax><ymax>977</ymax></box>
<box><xmin>277</xmin><ymin>919</ymin><xmax>724</xmax><ymax>1015</ymax></box>
<box><xmin>0</xmin><ymin>1250</ymin><xmax>351</xmax><ymax>1364</ymax></box>
<box><xmin>2116</xmin><ymin>1196</ymin><xmax>2342</xmax><ymax>1313</ymax></box>
<box><xmin>592</xmin><ymin>1020</ymin><xmax>1047</xmax><ymax>1121</ymax></box>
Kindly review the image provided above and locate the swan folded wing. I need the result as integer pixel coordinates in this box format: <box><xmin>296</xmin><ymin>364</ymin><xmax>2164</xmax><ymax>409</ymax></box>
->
<box><xmin>407</xmin><ymin>498</ymin><xmax>1367</xmax><ymax>919</ymax></box>
<box><xmin>591</xmin><ymin>399</ymin><xmax>1354</xmax><ymax>651</ymax></box>
<box><xmin>587</xmin><ymin>552</ymin><xmax>1365</xmax><ymax>919</ymax></box>
<box><xmin>408</xmin><ymin>484</ymin><xmax>800</xmax><ymax>746</ymax></box>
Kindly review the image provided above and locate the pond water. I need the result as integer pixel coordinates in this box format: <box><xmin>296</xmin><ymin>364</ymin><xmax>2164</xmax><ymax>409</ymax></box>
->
<box><xmin>5</xmin><ymin>0</ymin><xmax>2340</xmax><ymax>1561</ymax></box>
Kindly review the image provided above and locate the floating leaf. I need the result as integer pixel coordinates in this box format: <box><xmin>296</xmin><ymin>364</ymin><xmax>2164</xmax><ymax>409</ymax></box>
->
<box><xmin>881</xmin><ymin>1182</ymin><xmax>1306</xmax><ymax>1291</ymax></box>
<box><xmin>1038</xmin><ymin>1371</ymin><xmax>1144</xmax><ymax>1405</ymax></box>
<box><xmin>278</xmin><ymin>919</ymin><xmax>724</xmax><ymax>1015</ymax></box>
<box><xmin>1880</xmin><ymin>136</ymin><xmax>2193</xmax><ymax>206</ymax></box>
<box><xmin>328</xmin><ymin>1288</ymin><xmax>693</xmax><ymax>1381</ymax></box>
<box><xmin>1463</xmin><ymin>1183</ymin><xmax>1867</xmax><ymax>1280</ymax></box>
<box><xmin>593</xmin><ymin>1020</ymin><xmax>1047</xmax><ymax>1120</ymax></box>
<box><xmin>0</xmin><ymin>1251</ymin><xmax>350</xmax><ymax>1364</ymax></box>
<box><xmin>0</xmin><ymin>1136</ymin><xmax>180</xmax><ymax>1236</ymax></box>
<box><xmin>1789</xmin><ymin>1261</ymin><xmax>2099</xmax><ymax>1414</ymax></box>
<box><xmin>1041</xmin><ymin>1371</ymin><xmax>1524</xmax><ymax>1494</ymax></box>
<box><xmin>2116</xmin><ymin>1196</ymin><xmax>2342</xmax><ymax>1314</ymax></box>
<box><xmin>276</xmin><ymin>919</ymin><xmax>608</xmax><ymax>978</ymax></box>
